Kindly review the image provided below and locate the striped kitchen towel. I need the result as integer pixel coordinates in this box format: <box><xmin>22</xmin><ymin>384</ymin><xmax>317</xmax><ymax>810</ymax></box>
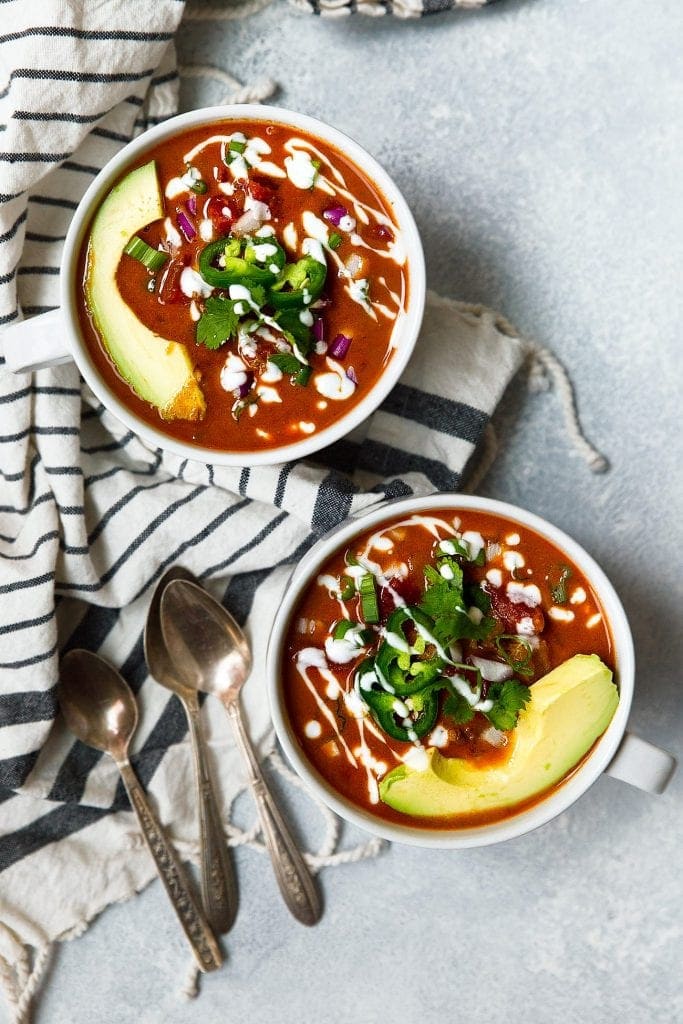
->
<box><xmin>0</xmin><ymin>0</ymin><xmax>531</xmax><ymax>1018</ymax></box>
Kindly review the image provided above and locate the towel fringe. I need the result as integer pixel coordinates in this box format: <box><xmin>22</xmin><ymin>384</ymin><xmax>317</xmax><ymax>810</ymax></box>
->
<box><xmin>0</xmin><ymin>941</ymin><xmax>52</xmax><ymax>1024</ymax></box>
<box><xmin>179</xmin><ymin>63</ymin><xmax>277</xmax><ymax>105</ymax></box>
<box><xmin>184</xmin><ymin>0</ymin><xmax>275</xmax><ymax>21</ymax></box>
<box><xmin>525</xmin><ymin>342</ymin><xmax>609</xmax><ymax>474</ymax></box>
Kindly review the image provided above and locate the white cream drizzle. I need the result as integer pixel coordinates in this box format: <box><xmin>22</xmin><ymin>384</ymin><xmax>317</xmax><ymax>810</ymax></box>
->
<box><xmin>179</xmin><ymin>267</ymin><xmax>213</xmax><ymax>300</ymax></box>
<box><xmin>314</xmin><ymin>358</ymin><xmax>356</xmax><ymax>401</ymax></box>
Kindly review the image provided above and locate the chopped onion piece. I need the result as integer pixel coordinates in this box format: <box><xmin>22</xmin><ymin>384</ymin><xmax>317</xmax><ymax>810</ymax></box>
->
<box><xmin>469</xmin><ymin>655</ymin><xmax>514</xmax><ymax>683</ymax></box>
<box><xmin>328</xmin><ymin>333</ymin><xmax>351</xmax><ymax>359</ymax></box>
<box><xmin>232</xmin><ymin>207</ymin><xmax>263</xmax><ymax>236</ymax></box>
<box><xmin>481</xmin><ymin>726</ymin><xmax>508</xmax><ymax>748</ymax></box>
<box><xmin>238</xmin><ymin>373</ymin><xmax>254</xmax><ymax>398</ymax></box>
<box><xmin>323</xmin><ymin>204</ymin><xmax>348</xmax><ymax>227</ymax></box>
<box><xmin>313</xmin><ymin>317</ymin><xmax>325</xmax><ymax>343</ymax></box>
<box><xmin>345</xmin><ymin>253</ymin><xmax>363</xmax><ymax>278</ymax></box>
<box><xmin>185</xmin><ymin>194</ymin><xmax>197</xmax><ymax>217</ymax></box>
<box><xmin>177</xmin><ymin>210</ymin><xmax>196</xmax><ymax>242</ymax></box>
<box><xmin>346</xmin><ymin>366</ymin><xmax>358</xmax><ymax>385</ymax></box>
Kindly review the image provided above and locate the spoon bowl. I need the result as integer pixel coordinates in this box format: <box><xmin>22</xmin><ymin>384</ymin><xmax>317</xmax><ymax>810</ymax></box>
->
<box><xmin>160</xmin><ymin>580</ymin><xmax>252</xmax><ymax>706</ymax></box>
<box><xmin>57</xmin><ymin>648</ymin><xmax>222</xmax><ymax>971</ymax></box>
<box><xmin>160</xmin><ymin>579</ymin><xmax>322</xmax><ymax>926</ymax></box>
<box><xmin>60</xmin><ymin>649</ymin><xmax>138</xmax><ymax>760</ymax></box>
<box><xmin>144</xmin><ymin>565</ymin><xmax>198</xmax><ymax>699</ymax></box>
<box><xmin>145</xmin><ymin>566</ymin><xmax>239</xmax><ymax>935</ymax></box>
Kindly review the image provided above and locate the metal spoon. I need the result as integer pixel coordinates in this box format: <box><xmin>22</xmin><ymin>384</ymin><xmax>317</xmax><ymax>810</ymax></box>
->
<box><xmin>160</xmin><ymin>579</ymin><xmax>322</xmax><ymax>927</ymax></box>
<box><xmin>144</xmin><ymin>566</ymin><xmax>238</xmax><ymax>934</ymax></box>
<box><xmin>58</xmin><ymin>650</ymin><xmax>222</xmax><ymax>972</ymax></box>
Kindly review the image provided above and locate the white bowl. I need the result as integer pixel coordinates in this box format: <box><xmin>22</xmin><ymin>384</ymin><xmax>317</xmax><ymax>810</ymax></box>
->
<box><xmin>4</xmin><ymin>105</ymin><xmax>425</xmax><ymax>468</ymax></box>
<box><xmin>267</xmin><ymin>493</ymin><xmax>640</xmax><ymax>849</ymax></box>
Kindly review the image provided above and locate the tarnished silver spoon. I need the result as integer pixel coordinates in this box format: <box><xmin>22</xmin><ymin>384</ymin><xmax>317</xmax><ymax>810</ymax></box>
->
<box><xmin>145</xmin><ymin>566</ymin><xmax>238</xmax><ymax>934</ymax></box>
<box><xmin>58</xmin><ymin>649</ymin><xmax>222</xmax><ymax>972</ymax></box>
<box><xmin>160</xmin><ymin>579</ymin><xmax>322</xmax><ymax>926</ymax></box>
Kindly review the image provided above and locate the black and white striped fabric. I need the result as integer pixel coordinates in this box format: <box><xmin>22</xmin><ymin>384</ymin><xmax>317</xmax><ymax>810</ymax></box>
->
<box><xmin>0</xmin><ymin>0</ymin><xmax>525</xmax><ymax>989</ymax></box>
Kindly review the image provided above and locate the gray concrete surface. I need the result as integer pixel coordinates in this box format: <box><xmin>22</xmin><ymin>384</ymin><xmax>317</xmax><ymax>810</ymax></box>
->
<box><xmin>25</xmin><ymin>0</ymin><xmax>683</xmax><ymax>1021</ymax></box>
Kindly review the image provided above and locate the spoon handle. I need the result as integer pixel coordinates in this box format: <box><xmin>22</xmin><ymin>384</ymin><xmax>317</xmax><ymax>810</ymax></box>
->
<box><xmin>224</xmin><ymin>700</ymin><xmax>322</xmax><ymax>926</ymax></box>
<box><xmin>185</xmin><ymin>695</ymin><xmax>238</xmax><ymax>933</ymax></box>
<box><xmin>118</xmin><ymin>759</ymin><xmax>223</xmax><ymax>972</ymax></box>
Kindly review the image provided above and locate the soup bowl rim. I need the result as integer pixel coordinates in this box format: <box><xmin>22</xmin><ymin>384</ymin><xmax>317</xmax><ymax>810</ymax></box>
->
<box><xmin>61</xmin><ymin>103</ymin><xmax>426</xmax><ymax>467</ymax></box>
<box><xmin>266</xmin><ymin>492</ymin><xmax>635</xmax><ymax>849</ymax></box>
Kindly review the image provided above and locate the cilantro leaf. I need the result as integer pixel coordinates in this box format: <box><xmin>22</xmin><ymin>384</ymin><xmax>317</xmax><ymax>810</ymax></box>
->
<box><xmin>443</xmin><ymin>691</ymin><xmax>475</xmax><ymax>725</ymax></box>
<box><xmin>196</xmin><ymin>296</ymin><xmax>239</xmax><ymax>350</ymax></box>
<box><xmin>268</xmin><ymin>352</ymin><xmax>302</xmax><ymax>374</ymax></box>
<box><xmin>485</xmin><ymin>680</ymin><xmax>531</xmax><ymax>731</ymax></box>
<box><xmin>432</xmin><ymin>611</ymin><xmax>496</xmax><ymax>646</ymax></box>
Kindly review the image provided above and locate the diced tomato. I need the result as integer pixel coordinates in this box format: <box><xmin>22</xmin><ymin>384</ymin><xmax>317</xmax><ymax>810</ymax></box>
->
<box><xmin>378</xmin><ymin>578</ymin><xmax>421</xmax><ymax>619</ymax></box>
<box><xmin>486</xmin><ymin>585</ymin><xmax>545</xmax><ymax>635</ymax></box>
<box><xmin>157</xmin><ymin>257</ymin><xmax>188</xmax><ymax>305</ymax></box>
<box><xmin>248</xmin><ymin>177</ymin><xmax>276</xmax><ymax>204</ymax></box>
<box><xmin>206</xmin><ymin>195</ymin><xmax>236</xmax><ymax>236</ymax></box>
<box><xmin>372</xmin><ymin>223</ymin><xmax>394</xmax><ymax>244</ymax></box>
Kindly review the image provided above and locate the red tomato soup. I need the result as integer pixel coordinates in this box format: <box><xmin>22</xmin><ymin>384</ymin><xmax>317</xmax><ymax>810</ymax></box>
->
<box><xmin>76</xmin><ymin>120</ymin><xmax>408</xmax><ymax>452</ymax></box>
<box><xmin>281</xmin><ymin>509</ymin><xmax>617</xmax><ymax>830</ymax></box>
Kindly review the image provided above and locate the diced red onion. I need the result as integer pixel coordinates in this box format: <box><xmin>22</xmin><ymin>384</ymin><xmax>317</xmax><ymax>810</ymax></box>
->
<box><xmin>177</xmin><ymin>211</ymin><xmax>196</xmax><ymax>242</ymax></box>
<box><xmin>469</xmin><ymin>655</ymin><xmax>514</xmax><ymax>683</ymax></box>
<box><xmin>328</xmin><ymin>333</ymin><xmax>351</xmax><ymax>359</ymax></box>
<box><xmin>313</xmin><ymin>317</ymin><xmax>325</xmax><ymax>343</ymax></box>
<box><xmin>481</xmin><ymin>726</ymin><xmax>507</xmax><ymax>748</ymax></box>
<box><xmin>346</xmin><ymin>366</ymin><xmax>358</xmax><ymax>385</ymax></box>
<box><xmin>232</xmin><ymin>207</ymin><xmax>263</xmax><ymax>236</ymax></box>
<box><xmin>237</xmin><ymin>372</ymin><xmax>254</xmax><ymax>398</ymax></box>
<box><xmin>345</xmin><ymin>253</ymin><xmax>363</xmax><ymax>278</ymax></box>
<box><xmin>323</xmin><ymin>205</ymin><xmax>348</xmax><ymax>227</ymax></box>
<box><xmin>186</xmin><ymin>194</ymin><xmax>197</xmax><ymax>217</ymax></box>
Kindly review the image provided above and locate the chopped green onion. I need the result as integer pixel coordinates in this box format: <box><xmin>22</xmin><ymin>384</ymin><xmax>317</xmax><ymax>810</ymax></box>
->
<box><xmin>189</xmin><ymin>179</ymin><xmax>208</xmax><ymax>194</ymax></box>
<box><xmin>229</xmin><ymin>139</ymin><xmax>246</xmax><ymax>154</ymax></box>
<box><xmin>328</xmin><ymin>232</ymin><xmax>342</xmax><ymax>250</ymax></box>
<box><xmin>340</xmin><ymin>576</ymin><xmax>355</xmax><ymax>600</ymax></box>
<box><xmin>359</xmin><ymin>573</ymin><xmax>380</xmax><ymax>624</ymax></box>
<box><xmin>344</xmin><ymin>550</ymin><xmax>359</xmax><ymax>567</ymax></box>
<box><xmin>549</xmin><ymin>565</ymin><xmax>572</xmax><ymax>604</ymax></box>
<box><xmin>123</xmin><ymin>236</ymin><xmax>168</xmax><ymax>272</ymax></box>
<box><xmin>495</xmin><ymin>635</ymin><xmax>534</xmax><ymax>677</ymax></box>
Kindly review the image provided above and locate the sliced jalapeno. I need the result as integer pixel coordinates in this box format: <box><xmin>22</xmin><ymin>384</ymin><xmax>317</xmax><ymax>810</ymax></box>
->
<box><xmin>268</xmin><ymin>256</ymin><xmax>327</xmax><ymax>309</ymax></box>
<box><xmin>375</xmin><ymin>607</ymin><xmax>444</xmax><ymax>696</ymax></box>
<box><xmin>198</xmin><ymin>235</ymin><xmax>284</xmax><ymax>289</ymax></box>
<box><xmin>355</xmin><ymin>657</ymin><xmax>440</xmax><ymax>743</ymax></box>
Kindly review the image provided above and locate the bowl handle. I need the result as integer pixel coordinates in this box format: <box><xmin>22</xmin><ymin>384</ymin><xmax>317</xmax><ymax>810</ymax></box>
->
<box><xmin>2</xmin><ymin>308</ymin><xmax>72</xmax><ymax>373</ymax></box>
<box><xmin>605</xmin><ymin>732</ymin><xmax>676</xmax><ymax>794</ymax></box>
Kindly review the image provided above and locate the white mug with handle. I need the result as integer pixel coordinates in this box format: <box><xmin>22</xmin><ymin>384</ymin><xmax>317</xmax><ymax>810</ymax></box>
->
<box><xmin>267</xmin><ymin>494</ymin><xmax>677</xmax><ymax>849</ymax></box>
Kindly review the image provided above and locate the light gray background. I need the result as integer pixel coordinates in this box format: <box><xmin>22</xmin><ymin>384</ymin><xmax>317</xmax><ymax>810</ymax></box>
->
<box><xmin>26</xmin><ymin>0</ymin><xmax>683</xmax><ymax>1021</ymax></box>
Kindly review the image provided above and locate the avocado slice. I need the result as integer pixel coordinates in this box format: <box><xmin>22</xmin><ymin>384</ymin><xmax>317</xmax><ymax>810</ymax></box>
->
<box><xmin>379</xmin><ymin>654</ymin><xmax>619</xmax><ymax>819</ymax></box>
<box><xmin>84</xmin><ymin>160</ymin><xmax>205</xmax><ymax>421</ymax></box>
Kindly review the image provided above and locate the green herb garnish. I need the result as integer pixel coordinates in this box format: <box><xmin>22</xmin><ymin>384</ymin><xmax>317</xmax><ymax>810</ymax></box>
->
<box><xmin>495</xmin><ymin>635</ymin><xmax>535</xmax><ymax>677</ymax></box>
<box><xmin>328</xmin><ymin>232</ymin><xmax>342</xmax><ymax>250</ymax></box>
<box><xmin>359</xmin><ymin>573</ymin><xmax>380</xmax><ymax>624</ymax></box>
<box><xmin>189</xmin><ymin>179</ymin><xmax>208</xmax><ymax>194</ymax></box>
<box><xmin>196</xmin><ymin>296</ymin><xmax>239</xmax><ymax>350</ymax></box>
<box><xmin>268</xmin><ymin>352</ymin><xmax>304</xmax><ymax>375</ymax></box>
<box><xmin>123</xmin><ymin>235</ymin><xmax>168</xmax><ymax>272</ymax></box>
<box><xmin>485</xmin><ymin>680</ymin><xmax>531</xmax><ymax>731</ymax></box>
<box><xmin>549</xmin><ymin>565</ymin><xmax>572</xmax><ymax>604</ymax></box>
